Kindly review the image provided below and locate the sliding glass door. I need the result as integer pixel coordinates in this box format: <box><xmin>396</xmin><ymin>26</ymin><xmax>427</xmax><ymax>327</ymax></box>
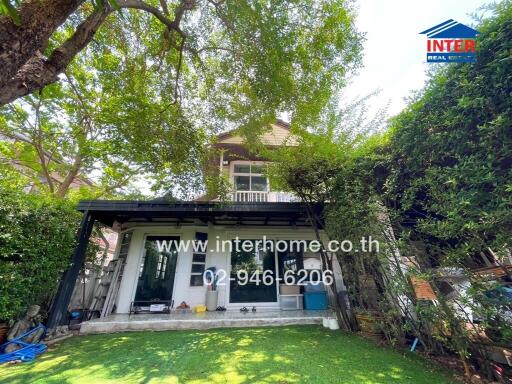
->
<box><xmin>229</xmin><ymin>240</ymin><xmax>277</xmax><ymax>303</ymax></box>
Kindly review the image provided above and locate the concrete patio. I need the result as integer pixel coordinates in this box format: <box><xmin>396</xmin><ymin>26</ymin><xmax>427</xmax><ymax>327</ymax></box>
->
<box><xmin>79</xmin><ymin>309</ymin><xmax>333</xmax><ymax>334</ymax></box>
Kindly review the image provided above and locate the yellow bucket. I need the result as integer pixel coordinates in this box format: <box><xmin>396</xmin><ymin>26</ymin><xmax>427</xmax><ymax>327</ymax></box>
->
<box><xmin>193</xmin><ymin>305</ymin><xmax>207</xmax><ymax>313</ymax></box>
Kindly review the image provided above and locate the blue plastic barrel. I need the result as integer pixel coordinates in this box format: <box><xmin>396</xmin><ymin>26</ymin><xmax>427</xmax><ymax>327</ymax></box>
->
<box><xmin>303</xmin><ymin>291</ymin><xmax>328</xmax><ymax>310</ymax></box>
<box><xmin>304</xmin><ymin>282</ymin><xmax>326</xmax><ymax>292</ymax></box>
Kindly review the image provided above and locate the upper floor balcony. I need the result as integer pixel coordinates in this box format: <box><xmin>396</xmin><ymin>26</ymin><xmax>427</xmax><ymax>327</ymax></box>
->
<box><xmin>232</xmin><ymin>191</ymin><xmax>300</xmax><ymax>202</ymax></box>
<box><xmin>228</xmin><ymin>162</ymin><xmax>300</xmax><ymax>203</ymax></box>
<box><xmin>210</xmin><ymin>120</ymin><xmax>300</xmax><ymax>203</ymax></box>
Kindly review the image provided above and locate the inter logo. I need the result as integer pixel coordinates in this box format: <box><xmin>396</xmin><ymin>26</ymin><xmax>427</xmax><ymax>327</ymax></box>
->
<box><xmin>420</xmin><ymin>19</ymin><xmax>479</xmax><ymax>63</ymax></box>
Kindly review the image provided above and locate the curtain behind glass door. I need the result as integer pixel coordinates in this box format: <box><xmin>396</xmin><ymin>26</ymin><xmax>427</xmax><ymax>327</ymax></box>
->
<box><xmin>135</xmin><ymin>236</ymin><xmax>179</xmax><ymax>302</ymax></box>
<box><xmin>229</xmin><ymin>239</ymin><xmax>277</xmax><ymax>303</ymax></box>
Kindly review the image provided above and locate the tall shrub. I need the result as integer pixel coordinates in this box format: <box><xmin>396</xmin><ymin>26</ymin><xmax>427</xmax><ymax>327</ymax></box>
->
<box><xmin>268</xmin><ymin>3</ymin><xmax>511</xmax><ymax>378</ymax></box>
<box><xmin>0</xmin><ymin>187</ymin><xmax>80</xmax><ymax>322</ymax></box>
<box><xmin>382</xmin><ymin>2</ymin><xmax>512</xmax><ymax>375</ymax></box>
<box><xmin>387</xmin><ymin>1</ymin><xmax>512</xmax><ymax>258</ymax></box>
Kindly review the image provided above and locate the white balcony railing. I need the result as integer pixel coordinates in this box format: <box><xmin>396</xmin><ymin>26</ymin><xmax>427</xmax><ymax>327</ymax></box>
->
<box><xmin>234</xmin><ymin>191</ymin><xmax>268</xmax><ymax>202</ymax></box>
<box><xmin>272</xmin><ymin>192</ymin><xmax>301</xmax><ymax>202</ymax></box>
<box><xmin>233</xmin><ymin>191</ymin><xmax>300</xmax><ymax>202</ymax></box>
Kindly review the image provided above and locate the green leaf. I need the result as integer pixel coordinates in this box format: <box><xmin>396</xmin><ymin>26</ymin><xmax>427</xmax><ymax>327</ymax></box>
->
<box><xmin>108</xmin><ymin>0</ymin><xmax>121</xmax><ymax>11</ymax></box>
<box><xmin>1</xmin><ymin>0</ymin><xmax>20</xmax><ymax>26</ymax></box>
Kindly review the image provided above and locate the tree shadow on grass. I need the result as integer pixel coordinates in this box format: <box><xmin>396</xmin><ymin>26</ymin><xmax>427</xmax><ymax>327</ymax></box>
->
<box><xmin>0</xmin><ymin>326</ymin><xmax>457</xmax><ymax>384</ymax></box>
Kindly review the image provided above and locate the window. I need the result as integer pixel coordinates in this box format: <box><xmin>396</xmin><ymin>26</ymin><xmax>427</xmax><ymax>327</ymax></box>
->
<box><xmin>155</xmin><ymin>254</ymin><xmax>168</xmax><ymax>279</ymax></box>
<box><xmin>278</xmin><ymin>242</ymin><xmax>305</xmax><ymax>285</ymax></box>
<box><xmin>190</xmin><ymin>253</ymin><xmax>206</xmax><ymax>286</ymax></box>
<box><xmin>233</xmin><ymin>163</ymin><xmax>268</xmax><ymax>192</ymax></box>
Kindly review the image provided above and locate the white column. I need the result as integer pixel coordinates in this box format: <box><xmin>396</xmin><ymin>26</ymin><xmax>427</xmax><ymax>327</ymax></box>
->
<box><xmin>115</xmin><ymin>230</ymin><xmax>145</xmax><ymax>313</ymax></box>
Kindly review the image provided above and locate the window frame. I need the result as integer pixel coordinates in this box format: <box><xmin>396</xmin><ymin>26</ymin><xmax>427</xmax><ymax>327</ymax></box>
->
<box><xmin>190</xmin><ymin>253</ymin><xmax>206</xmax><ymax>287</ymax></box>
<box><xmin>231</xmin><ymin>161</ymin><xmax>269</xmax><ymax>192</ymax></box>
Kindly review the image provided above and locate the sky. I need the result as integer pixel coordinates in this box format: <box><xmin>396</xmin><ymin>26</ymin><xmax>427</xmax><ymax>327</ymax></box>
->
<box><xmin>343</xmin><ymin>0</ymin><xmax>491</xmax><ymax>117</ymax></box>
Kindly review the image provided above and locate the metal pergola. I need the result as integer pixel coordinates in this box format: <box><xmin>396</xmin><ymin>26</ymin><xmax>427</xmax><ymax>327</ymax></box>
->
<box><xmin>46</xmin><ymin>200</ymin><xmax>324</xmax><ymax>329</ymax></box>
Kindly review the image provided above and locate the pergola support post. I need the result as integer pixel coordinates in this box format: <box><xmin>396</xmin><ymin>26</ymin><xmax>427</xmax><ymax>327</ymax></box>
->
<box><xmin>47</xmin><ymin>210</ymin><xmax>95</xmax><ymax>330</ymax></box>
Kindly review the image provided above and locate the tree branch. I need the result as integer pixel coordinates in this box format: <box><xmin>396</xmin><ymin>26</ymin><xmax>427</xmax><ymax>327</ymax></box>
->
<box><xmin>32</xmin><ymin>96</ymin><xmax>57</xmax><ymax>193</ymax></box>
<box><xmin>159</xmin><ymin>0</ymin><xmax>170</xmax><ymax>15</ymax></box>
<box><xmin>63</xmin><ymin>72</ymin><xmax>96</xmax><ymax>138</ymax></box>
<box><xmin>117</xmin><ymin>0</ymin><xmax>188</xmax><ymax>36</ymax></box>
<box><xmin>173</xmin><ymin>0</ymin><xmax>197</xmax><ymax>25</ymax></box>
<box><xmin>94</xmin><ymin>165</ymin><xmax>144</xmax><ymax>197</ymax></box>
<box><xmin>55</xmin><ymin>153</ymin><xmax>83</xmax><ymax>198</ymax></box>
<box><xmin>0</xmin><ymin>0</ymin><xmax>198</xmax><ymax>106</ymax></box>
<box><xmin>0</xmin><ymin>5</ymin><xmax>113</xmax><ymax>106</ymax></box>
<box><xmin>207</xmin><ymin>0</ymin><xmax>234</xmax><ymax>33</ymax></box>
<box><xmin>174</xmin><ymin>35</ymin><xmax>186</xmax><ymax>102</ymax></box>
<box><xmin>0</xmin><ymin>0</ymin><xmax>84</xmax><ymax>89</ymax></box>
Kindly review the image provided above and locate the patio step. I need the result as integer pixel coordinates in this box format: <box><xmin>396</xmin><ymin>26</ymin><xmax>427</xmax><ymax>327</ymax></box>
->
<box><xmin>79</xmin><ymin>310</ymin><xmax>332</xmax><ymax>334</ymax></box>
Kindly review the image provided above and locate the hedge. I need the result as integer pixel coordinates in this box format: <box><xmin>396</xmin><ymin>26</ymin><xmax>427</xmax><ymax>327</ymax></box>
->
<box><xmin>0</xmin><ymin>187</ymin><xmax>80</xmax><ymax>322</ymax></box>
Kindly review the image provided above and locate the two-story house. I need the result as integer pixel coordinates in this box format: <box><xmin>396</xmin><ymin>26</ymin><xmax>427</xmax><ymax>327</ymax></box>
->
<box><xmin>47</xmin><ymin>121</ymin><xmax>333</xmax><ymax>332</ymax></box>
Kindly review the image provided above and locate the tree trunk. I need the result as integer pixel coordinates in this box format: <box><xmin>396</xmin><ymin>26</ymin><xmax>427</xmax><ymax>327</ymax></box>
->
<box><xmin>0</xmin><ymin>1</ymin><xmax>194</xmax><ymax>105</ymax></box>
<box><xmin>55</xmin><ymin>155</ymin><xmax>83</xmax><ymax>198</ymax></box>
<box><xmin>0</xmin><ymin>0</ymin><xmax>84</xmax><ymax>89</ymax></box>
<box><xmin>303</xmin><ymin>202</ymin><xmax>356</xmax><ymax>331</ymax></box>
<box><xmin>0</xmin><ymin>4</ymin><xmax>112</xmax><ymax>106</ymax></box>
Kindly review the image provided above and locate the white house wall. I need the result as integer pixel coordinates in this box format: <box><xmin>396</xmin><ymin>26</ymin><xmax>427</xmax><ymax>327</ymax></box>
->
<box><xmin>113</xmin><ymin>225</ymin><xmax>322</xmax><ymax>314</ymax></box>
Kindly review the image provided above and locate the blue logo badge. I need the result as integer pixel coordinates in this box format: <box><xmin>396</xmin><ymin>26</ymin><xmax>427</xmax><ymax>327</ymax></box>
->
<box><xmin>420</xmin><ymin>20</ymin><xmax>479</xmax><ymax>63</ymax></box>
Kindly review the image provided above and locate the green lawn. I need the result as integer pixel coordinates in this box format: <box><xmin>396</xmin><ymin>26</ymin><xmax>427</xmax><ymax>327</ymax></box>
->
<box><xmin>0</xmin><ymin>325</ymin><xmax>457</xmax><ymax>384</ymax></box>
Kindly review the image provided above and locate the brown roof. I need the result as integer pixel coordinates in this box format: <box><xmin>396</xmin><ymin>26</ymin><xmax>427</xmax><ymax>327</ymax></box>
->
<box><xmin>215</xmin><ymin>119</ymin><xmax>290</xmax><ymax>142</ymax></box>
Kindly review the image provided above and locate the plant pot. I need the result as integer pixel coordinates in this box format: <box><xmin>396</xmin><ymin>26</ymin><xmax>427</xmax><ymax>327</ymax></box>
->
<box><xmin>0</xmin><ymin>323</ymin><xmax>8</xmax><ymax>345</ymax></box>
<box><xmin>206</xmin><ymin>290</ymin><xmax>219</xmax><ymax>311</ymax></box>
<box><xmin>328</xmin><ymin>318</ymin><xmax>340</xmax><ymax>330</ymax></box>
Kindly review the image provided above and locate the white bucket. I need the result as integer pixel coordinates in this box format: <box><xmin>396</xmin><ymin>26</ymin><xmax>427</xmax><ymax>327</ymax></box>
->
<box><xmin>328</xmin><ymin>318</ymin><xmax>340</xmax><ymax>330</ymax></box>
<box><xmin>205</xmin><ymin>290</ymin><xmax>219</xmax><ymax>311</ymax></box>
<box><xmin>322</xmin><ymin>317</ymin><xmax>330</xmax><ymax>328</ymax></box>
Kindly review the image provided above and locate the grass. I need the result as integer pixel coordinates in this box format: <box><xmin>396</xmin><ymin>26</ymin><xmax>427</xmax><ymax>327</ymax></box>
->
<box><xmin>0</xmin><ymin>325</ymin><xmax>457</xmax><ymax>384</ymax></box>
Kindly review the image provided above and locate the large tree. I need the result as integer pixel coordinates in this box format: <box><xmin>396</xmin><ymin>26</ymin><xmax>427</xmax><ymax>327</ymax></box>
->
<box><xmin>0</xmin><ymin>12</ymin><xmax>206</xmax><ymax>199</ymax></box>
<box><xmin>0</xmin><ymin>1</ymin><xmax>362</xmax><ymax>117</ymax></box>
<box><xmin>0</xmin><ymin>0</ymin><xmax>362</xmax><ymax>198</ymax></box>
